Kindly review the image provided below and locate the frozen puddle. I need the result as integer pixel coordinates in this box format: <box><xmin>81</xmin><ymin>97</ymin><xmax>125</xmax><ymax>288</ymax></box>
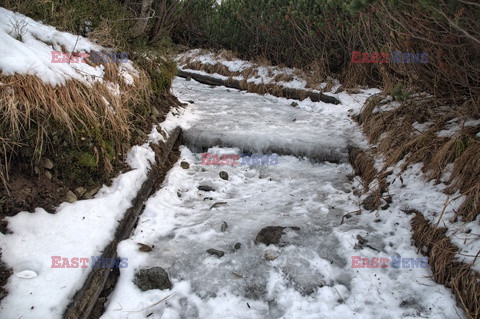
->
<box><xmin>101</xmin><ymin>79</ymin><xmax>461</xmax><ymax>318</ymax></box>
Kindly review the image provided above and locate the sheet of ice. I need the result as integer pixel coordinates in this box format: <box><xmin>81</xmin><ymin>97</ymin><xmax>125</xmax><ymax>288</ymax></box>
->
<box><xmin>101</xmin><ymin>147</ymin><xmax>463</xmax><ymax>319</ymax></box>
<box><xmin>172</xmin><ymin>77</ymin><xmax>378</xmax><ymax>162</ymax></box>
<box><xmin>0</xmin><ymin>141</ymin><xmax>158</xmax><ymax>318</ymax></box>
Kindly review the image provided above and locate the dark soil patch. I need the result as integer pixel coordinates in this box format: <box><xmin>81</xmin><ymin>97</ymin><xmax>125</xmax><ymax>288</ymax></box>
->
<box><xmin>0</xmin><ymin>251</ymin><xmax>12</xmax><ymax>302</ymax></box>
<box><xmin>1</xmin><ymin>162</ymin><xmax>69</xmax><ymax>218</ymax></box>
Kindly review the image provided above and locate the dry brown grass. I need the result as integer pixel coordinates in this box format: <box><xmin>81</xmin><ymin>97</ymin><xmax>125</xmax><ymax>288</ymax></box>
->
<box><xmin>0</xmin><ymin>54</ymin><xmax>151</xmax><ymax>190</ymax></box>
<box><xmin>410</xmin><ymin>211</ymin><xmax>480</xmax><ymax>319</ymax></box>
<box><xmin>184</xmin><ymin>61</ymin><xmax>241</xmax><ymax>78</ymax></box>
<box><xmin>358</xmin><ymin>94</ymin><xmax>480</xmax><ymax>221</ymax></box>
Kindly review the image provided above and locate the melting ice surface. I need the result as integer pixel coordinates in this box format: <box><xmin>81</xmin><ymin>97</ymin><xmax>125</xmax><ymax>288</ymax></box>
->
<box><xmin>101</xmin><ymin>78</ymin><xmax>463</xmax><ymax>319</ymax></box>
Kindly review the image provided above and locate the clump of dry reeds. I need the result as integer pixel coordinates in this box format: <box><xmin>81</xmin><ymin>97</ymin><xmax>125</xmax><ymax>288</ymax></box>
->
<box><xmin>359</xmin><ymin>93</ymin><xmax>480</xmax><ymax>221</ymax></box>
<box><xmin>0</xmin><ymin>51</ymin><xmax>151</xmax><ymax>189</ymax></box>
<box><xmin>410</xmin><ymin>211</ymin><xmax>480</xmax><ymax>319</ymax></box>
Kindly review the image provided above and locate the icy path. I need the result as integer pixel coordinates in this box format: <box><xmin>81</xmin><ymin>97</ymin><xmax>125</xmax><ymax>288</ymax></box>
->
<box><xmin>101</xmin><ymin>79</ymin><xmax>463</xmax><ymax>318</ymax></box>
<box><xmin>176</xmin><ymin>77</ymin><xmax>372</xmax><ymax>162</ymax></box>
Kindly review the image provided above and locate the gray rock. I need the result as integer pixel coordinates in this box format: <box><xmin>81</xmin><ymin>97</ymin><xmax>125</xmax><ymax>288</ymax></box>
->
<box><xmin>151</xmin><ymin>106</ymin><xmax>160</xmax><ymax>117</ymax></box>
<box><xmin>220</xmin><ymin>221</ymin><xmax>228</xmax><ymax>232</ymax></box>
<box><xmin>43</xmin><ymin>158</ymin><xmax>54</xmax><ymax>170</ymax></box>
<box><xmin>234</xmin><ymin>243</ymin><xmax>241</xmax><ymax>250</ymax></box>
<box><xmin>219</xmin><ymin>171</ymin><xmax>229</xmax><ymax>181</ymax></box>
<box><xmin>198</xmin><ymin>185</ymin><xmax>215</xmax><ymax>192</ymax></box>
<box><xmin>264</xmin><ymin>251</ymin><xmax>279</xmax><ymax>261</ymax></box>
<box><xmin>180</xmin><ymin>161</ymin><xmax>190</xmax><ymax>169</ymax></box>
<box><xmin>207</xmin><ymin>249</ymin><xmax>225</xmax><ymax>258</ymax></box>
<box><xmin>290</xmin><ymin>102</ymin><xmax>299</xmax><ymax>107</ymax></box>
<box><xmin>44</xmin><ymin>171</ymin><xmax>52</xmax><ymax>180</ymax></box>
<box><xmin>74</xmin><ymin>187</ymin><xmax>86</xmax><ymax>198</ymax></box>
<box><xmin>83</xmin><ymin>186</ymin><xmax>100</xmax><ymax>199</ymax></box>
<box><xmin>65</xmin><ymin>191</ymin><xmax>77</xmax><ymax>203</ymax></box>
<box><xmin>133</xmin><ymin>267</ymin><xmax>172</xmax><ymax>291</ymax></box>
<box><xmin>255</xmin><ymin>226</ymin><xmax>300</xmax><ymax>246</ymax></box>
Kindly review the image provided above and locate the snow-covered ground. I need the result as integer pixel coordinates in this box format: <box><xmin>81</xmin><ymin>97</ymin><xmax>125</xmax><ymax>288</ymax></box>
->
<box><xmin>0</xmin><ymin>7</ymin><xmax>138</xmax><ymax>86</ymax></box>
<box><xmin>0</xmin><ymin>131</ymin><xmax>164</xmax><ymax>318</ymax></box>
<box><xmin>177</xmin><ymin>49</ymin><xmax>338</xmax><ymax>92</ymax></box>
<box><xmin>99</xmin><ymin>78</ymin><xmax>464</xmax><ymax>319</ymax></box>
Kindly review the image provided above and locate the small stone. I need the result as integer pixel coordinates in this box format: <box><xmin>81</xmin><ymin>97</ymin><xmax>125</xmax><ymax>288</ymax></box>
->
<box><xmin>180</xmin><ymin>161</ymin><xmax>190</xmax><ymax>169</ymax></box>
<box><xmin>254</xmin><ymin>226</ymin><xmax>301</xmax><ymax>246</ymax></box>
<box><xmin>210</xmin><ymin>202</ymin><xmax>227</xmax><ymax>209</ymax></box>
<box><xmin>207</xmin><ymin>249</ymin><xmax>225</xmax><ymax>258</ymax></box>
<box><xmin>220</xmin><ymin>221</ymin><xmax>228</xmax><ymax>232</ymax></box>
<box><xmin>188</xmin><ymin>100</ymin><xmax>195</xmax><ymax>104</ymax></box>
<box><xmin>133</xmin><ymin>267</ymin><xmax>172</xmax><ymax>291</ymax></box>
<box><xmin>255</xmin><ymin>226</ymin><xmax>286</xmax><ymax>246</ymax></box>
<box><xmin>83</xmin><ymin>186</ymin><xmax>100</xmax><ymax>199</ymax></box>
<box><xmin>43</xmin><ymin>158</ymin><xmax>54</xmax><ymax>170</ymax></box>
<box><xmin>151</xmin><ymin>106</ymin><xmax>160</xmax><ymax>117</ymax></box>
<box><xmin>234</xmin><ymin>243</ymin><xmax>241</xmax><ymax>250</ymax></box>
<box><xmin>65</xmin><ymin>191</ymin><xmax>77</xmax><ymax>203</ymax></box>
<box><xmin>74</xmin><ymin>187</ymin><xmax>86</xmax><ymax>198</ymax></box>
<box><xmin>137</xmin><ymin>243</ymin><xmax>153</xmax><ymax>252</ymax></box>
<box><xmin>219</xmin><ymin>171</ymin><xmax>229</xmax><ymax>181</ymax></box>
<box><xmin>198</xmin><ymin>185</ymin><xmax>215</xmax><ymax>192</ymax></box>
<box><xmin>44</xmin><ymin>171</ymin><xmax>52</xmax><ymax>180</ymax></box>
<box><xmin>264</xmin><ymin>251</ymin><xmax>279</xmax><ymax>261</ymax></box>
<box><xmin>290</xmin><ymin>102</ymin><xmax>299</xmax><ymax>107</ymax></box>
<box><xmin>186</xmin><ymin>76</ymin><xmax>191</xmax><ymax>81</ymax></box>
<box><xmin>34</xmin><ymin>166</ymin><xmax>40</xmax><ymax>175</ymax></box>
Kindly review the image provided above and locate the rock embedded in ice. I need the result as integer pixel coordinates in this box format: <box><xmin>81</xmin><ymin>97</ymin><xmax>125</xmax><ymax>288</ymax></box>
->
<box><xmin>133</xmin><ymin>267</ymin><xmax>172</xmax><ymax>291</ymax></box>
<box><xmin>264</xmin><ymin>251</ymin><xmax>279</xmax><ymax>261</ymax></box>
<box><xmin>255</xmin><ymin>226</ymin><xmax>300</xmax><ymax>246</ymax></box>
<box><xmin>220</xmin><ymin>221</ymin><xmax>228</xmax><ymax>232</ymax></box>
<box><xmin>198</xmin><ymin>185</ymin><xmax>215</xmax><ymax>192</ymax></box>
<box><xmin>207</xmin><ymin>248</ymin><xmax>225</xmax><ymax>258</ymax></box>
<box><xmin>219</xmin><ymin>171</ymin><xmax>229</xmax><ymax>180</ymax></box>
<box><xmin>180</xmin><ymin>161</ymin><xmax>190</xmax><ymax>169</ymax></box>
<box><xmin>234</xmin><ymin>243</ymin><xmax>241</xmax><ymax>250</ymax></box>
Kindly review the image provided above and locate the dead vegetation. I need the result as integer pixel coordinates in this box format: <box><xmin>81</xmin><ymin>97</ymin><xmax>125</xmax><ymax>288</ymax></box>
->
<box><xmin>0</xmin><ymin>50</ymin><xmax>179</xmax><ymax>213</ymax></box>
<box><xmin>357</xmin><ymin>93</ymin><xmax>480</xmax><ymax>222</ymax></box>
<box><xmin>410</xmin><ymin>211</ymin><xmax>480</xmax><ymax>319</ymax></box>
<box><xmin>350</xmin><ymin>93</ymin><xmax>480</xmax><ymax>317</ymax></box>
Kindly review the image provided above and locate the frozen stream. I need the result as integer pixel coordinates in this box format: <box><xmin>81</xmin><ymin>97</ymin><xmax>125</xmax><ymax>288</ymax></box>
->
<box><xmin>100</xmin><ymin>78</ymin><xmax>463</xmax><ymax>318</ymax></box>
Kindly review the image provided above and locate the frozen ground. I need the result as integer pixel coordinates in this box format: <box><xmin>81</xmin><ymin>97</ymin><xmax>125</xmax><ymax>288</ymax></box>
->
<box><xmin>100</xmin><ymin>79</ymin><xmax>464</xmax><ymax>319</ymax></box>
<box><xmin>175</xmin><ymin>77</ymin><xmax>377</xmax><ymax>162</ymax></box>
